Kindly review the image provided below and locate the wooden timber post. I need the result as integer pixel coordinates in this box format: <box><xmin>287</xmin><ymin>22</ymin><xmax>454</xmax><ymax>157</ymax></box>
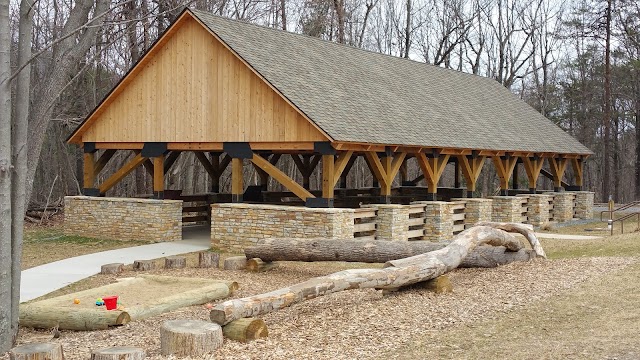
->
<box><xmin>153</xmin><ymin>154</ymin><xmax>165</xmax><ymax>199</ymax></box>
<box><xmin>549</xmin><ymin>157</ymin><xmax>568</xmax><ymax>192</ymax></box>
<box><xmin>303</xmin><ymin>142</ymin><xmax>337</xmax><ymax>207</ymax></box>
<box><xmin>416</xmin><ymin>150</ymin><xmax>449</xmax><ymax>201</ymax></box>
<box><xmin>224</xmin><ymin>143</ymin><xmax>253</xmax><ymax>203</ymax></box>
<box><xmin>522</xmin><ymin>155</ymin><xmax>544</xmax><ymax>194</ymax></box>
<box><xmin>570</xmin><ymin>157</ymin><xmax>584</xmax><ymax>190</ymax></box>
<box><xmin>512</xmin><ymin>160</ymin><xmax>520</xmax><ymax>189</ymax></box>
<box><xmin>365</xmin><ymin>148</ymin><xmax>406</xmax><ymax>203</ymax></box>
<box><xmin>492</xmin><ymin>154</ymin><xmax>518</xmax><ymax>196</ymax></box>
<box><xmin>292</xmin><ymin>154</ymin><xmax>320</xmax><ymax>190</ymax></box>
<box><xmin>83</xmin><ymin>142</ymin><xmax>99</xmax><ymax>196</ymax></box>
<box><xmin>456</xmin><ymin>152</ymin><xmax>485</xmax><ymax>198</ymax></box>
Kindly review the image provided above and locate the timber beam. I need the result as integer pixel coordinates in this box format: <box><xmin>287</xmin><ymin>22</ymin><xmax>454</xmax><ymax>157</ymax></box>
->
<box><xmin>365</xmin><ymin>149</ymin><xmax>407</xmax><ymax>203</ymax></box>
<box><xmin>416</xmin><ymin>151</ymin><xmax>449</xmax><ymax>200</ymax></box>
<box><xmin>456</xmin><ymin>153</ymin><xmax>485</xmax><ymax>197</ymax></box>
<box><xmin>492</xmin><ymin>154</ymin><xmax>518</xmax><ymax>195</ymax></box>
<box><xmin>339</xmin><ymin>155</ymin><xmax>357</xmax><ymax>188</ymax></box>
<box><xmin>98</xmin><ymin>153</ymin><xmax>147</xmax><ymax>195</ymax></box>
<box><xmin>153</xmin><ymin>154</ymin><xmax>165</xmax><ymax>199</ymax></box>
<box><xmin>549</xmin><ymin>157</ymin><xmax>569</xmax><ymax>192</ymax></box>
<box><xmin>522</xmin><ymin>156</ymin><xmax>544</xmax><ymax>193</ymax></box>
<box><xmin>252</xmin><ymin>154</ymin><xmax>281</xmax><ymax>190</ymax></box>
<box><xmin>570</xmin><ymin>158</ymin><xmax>584</xmax><ymax>190</ymax></box>
<box><xmin>251</xmin><ymin>153</ymin><xmax>315</xmax><ymax>203</ymax></box>
<box><xmin>292</xmin><ymin>154</ymin><xmax>321</xmax><ymax>190</ymax></box>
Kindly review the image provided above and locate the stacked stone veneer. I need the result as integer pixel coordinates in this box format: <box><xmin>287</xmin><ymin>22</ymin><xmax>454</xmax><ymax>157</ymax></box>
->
<box><xmin>367</xmin><ymin>205</ymin><xmax>409</xmax><ymax>241</ymax></box>
<box><xmin>491</xmin><ymin>196</ymin><xmax>526</xmax><ymax>223</ymax></box>
<box><xmin>525</xmin><ymin>194</ymin><xmax>553</xmax><ymax>226</ymax></box>
<box><xmin>452</xmin><ymin>198</ymin><xmax>493</xmax><ymax>228</ymax></box>
<box><xmin>210</xmin><ymin>203</ymin><xmax>355</xmax><ymax>252</ymax></box>
<box><xmin>414</xmin><ymin>201</ymin><xmax>454</xmax><ymax>242</ymax></box>
<box><xmin>574</xmin><ymin>191</ymin><xmax>595</xmax><ymax>219</ymax></box>
<box><xmin>547</xmin><ymin>192</ymin><xmax>576</xmax><ymax>222</ymax></box>
<box><xmin>64</xmin><ymin>196</ymin><xmax>182</xmax><ymax>241</ymax></box>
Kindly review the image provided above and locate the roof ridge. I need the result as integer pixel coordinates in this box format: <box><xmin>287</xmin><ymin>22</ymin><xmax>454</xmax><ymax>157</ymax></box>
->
<box><xmin>188</xmin><ymin>8</ymin><xmax>496</xmax><ymax>83</ymax></box>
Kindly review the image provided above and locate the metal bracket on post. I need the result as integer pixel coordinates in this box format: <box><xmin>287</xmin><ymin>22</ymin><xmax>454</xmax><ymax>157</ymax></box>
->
<box><xmin>83</xmin><ymin>188</ymin><xmax>100</xmax><ymax>197</ymax></box>
<box><xmin>223</xmin><ymin>142</ymin><xmax>253</xmax><ymax>159</ymax></box>
<box><xmin>313</xmin><ymin>142</ymin><xmax>337</xmax><ymax>156</ymax></box>
<box><xmin>141</xmin><ymin>142</ymin><xmax>167</xmax><ymax>158</ymax></box>
<box><xmin>83</xmin><ymin>142</ymin><xmax>97</xmax><ymax>153</ymax></box>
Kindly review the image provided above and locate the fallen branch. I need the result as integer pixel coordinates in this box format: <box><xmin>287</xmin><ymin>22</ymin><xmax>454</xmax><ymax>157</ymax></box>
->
<box><xmin>210</xmin><ymin>224</ymin><xmax>544</xmax><ymax>325</ymax></box>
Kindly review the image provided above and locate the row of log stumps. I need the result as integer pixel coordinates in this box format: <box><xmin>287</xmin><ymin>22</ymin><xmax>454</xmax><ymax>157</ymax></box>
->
<box><xmin>100</xmin><ymin>252</ymin><xmax>222</xmax><ymax>275</ymax></box>
<box><xmin>9</xmin><ymin>343</ymin><xmax>146</xmax><ymax>360</ymax></box>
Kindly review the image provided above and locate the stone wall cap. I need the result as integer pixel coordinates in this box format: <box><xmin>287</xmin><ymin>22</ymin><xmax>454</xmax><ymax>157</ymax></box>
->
<box><xmin>211</xmin><ymin>202</ymin><xmax>355</xmax><ymax>213</ymax></box>
<box><xmin>490</xmin><ymin>196</ymin><xmax>521</xmax><ymax>199</ymax></box>
<box><xmin>451</xmin><ymin>198</ymin><xmax>492</xmax><ymax>202</ymax></box>
<box><xmin>65</xmin><ymin>196</ymin><xmax>182</xmax><ymax>204</ymax></box>
<box><xmin>410</xmin><ymin>201</ymin><xmax>450</xmax><ymax>205</ymax></box>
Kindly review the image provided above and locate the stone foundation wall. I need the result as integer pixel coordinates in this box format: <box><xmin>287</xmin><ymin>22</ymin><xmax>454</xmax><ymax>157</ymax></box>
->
<box><xmin>64</xmin><ymin>196</ymin><xmax>182</xmax><ymax>241</ymax></box>
<box><xmin>525</xmin><ymin>194</ymin><xmax>553</xmax><ymax>226</ymax></box>
<box><xmin>452</xmin><ymin>198</ymin><xmax>493</xmax><ymax>228</ymax></box>
<box><xmin>491</xmin><ymin>196</ymin><xmax>524</xmax><ymax>223</ymax></box>
<box><xmin>415</xmin><ymin>201</ymin><xmax>453</xmax><ymax>242</ymax></box>
<box><xmin>372</xmin><ymin>205</ymin><xmax>409</xmax><ymax>241</ymax></box>
<box><xmin>210</xmin><ymin>203</ymin><xmax>355</xmax><ymax>252</ymax></box>
<box><xmin>549</xmin><ymin>192</ymin><xmax>576</xmax><ymax>222</ymax></box>
<box><xmin>574</xmin><ymin>191</ymin><xmax>595</xmax><ymax>219</ymax></box>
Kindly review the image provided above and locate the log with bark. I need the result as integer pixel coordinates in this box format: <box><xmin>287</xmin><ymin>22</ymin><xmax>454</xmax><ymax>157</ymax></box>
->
<box><xmin>211</xmin><ymin>224</ymin><xmax>545</xmax><ymax>325</ymax></box>
<box><xmin>9</xmin><ymin>343</ymin><xmax>64</xmax><ymax>360</ymax></box>
<box><xmin>244</xmin><ymin>239</ymin><xmax>535</xmax><ymax>268</ymax></box>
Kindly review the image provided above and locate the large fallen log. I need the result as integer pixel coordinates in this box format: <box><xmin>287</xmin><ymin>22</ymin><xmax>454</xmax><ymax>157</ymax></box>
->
<box><xmin>211</xmin><ymin>225</ymin><xmax>545</xmax><ymax>325</ymax></box>
<box><xmin>244</xmin><ymin>239</ymin><xmax>534</xmax><ymax>268</ymax></box>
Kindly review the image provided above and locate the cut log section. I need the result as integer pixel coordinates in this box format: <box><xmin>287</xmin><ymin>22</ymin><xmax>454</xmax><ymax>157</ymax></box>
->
<box><xmin>101</xmin><ymin>263</ymin><xmax>124</xmax><ymax>275</ymax></box>
<box><xmin>9</xmin><ymin>342</ymin><xmax>64</xmax><ymax>360</ymax></box>
<box><xmin>224</xmin><ymin>256</ymin><xmax>247</xmax><ymax>270</ymax></box>
<box><xmin>133</xmin><ymin>260</ymin><xmax>155</xmax><ymax>271</ymax></box>
<box><xmin>90</xmin><ymin>347</ymin><xmax>146</xmax><ymax>360</ymax></box>
<box><xmin>211</xmin><ymin>224</ymin><xmax>545</xmax><ymax>325</ymax></box>
<box><xmin>164</xmin><ymin>256</ymin><xmax>186</xmax><ymax>269</ymax></box>
<box><xmin>245</xmin><ymin>238</ymin><xmax>535</xmax><ymax>268</ymax></box>
<box><xmin>19</xmin><ymin>306</ymin><xmax>130</xmax><ymax>331</ymax></box>
<box><xmin>222</xmin><ymin>318</ymin><xmax>269</xmax><ymax>343</ymax></box>
<box><xmin>160</xmin><ymin>320</ymin><xmax>223</xmax><ymax>357</ymax></box>
<box><xmin>199</xmin><ymin>252</ymin><xmax>220</xmax><ymax>268</ymax></box>
<box><xmin>246</xmin><ymin>258</ymin><xmax>278</xmax><ymax>272</ymax></box>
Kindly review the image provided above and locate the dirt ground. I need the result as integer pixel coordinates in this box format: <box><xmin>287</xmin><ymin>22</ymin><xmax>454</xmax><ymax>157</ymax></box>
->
<box><xmin>7</xmin><ymin>223</ymin><xmax>640</xmax><ymax>359</ymax></box>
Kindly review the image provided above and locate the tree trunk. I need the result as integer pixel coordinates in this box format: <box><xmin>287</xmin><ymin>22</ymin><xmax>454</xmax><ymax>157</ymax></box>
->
<box><xmin>199</xmin><ymin>252</ymin><xmax>220</xmax><ymax>268</ymax></box>
<box><xmin>222</xmin><ymin>318</ymin><xmax>268</xmax><ymax>343</ymax></box>
<box><xmin>210</xmin><ymin>224</ymin><xmax>545</xmax><ymax>325</ymax></box>
<box><xmin>244</xmin><ymin>238</ymin><xmax>535</xmax><ymax>268</ymax></box>
<box><xmin>164</xmin><ymin>256</ymin><xmax>186</xmax><ymax>269</ymax></box>
<box><xmin>0</xmin><ymin>0</ymin><xmax>13</xmax><ymax>349</ymax></box>
<box><xmin>24</xmin><ymin>0</ymin><xmax>109</xmax><ymax>209</ymax></box>
<box><xmin>160</xmin><ymin>320</ymin><xmax>223</xmax><ymax>357</ymax></box>
<box><xmin>602</xmin><ymin>0</ymin><xmax>612</xmax><ymax>200</ymax></box>
<box><xmin>9</xmin><ymin>343</ymin><xmax>64</xmax><ymax>360</ymax></box>
<box><xmin>90</xmin><ymin>347</ymin><xmax>145</xmax><ymax>360</ymax></box>
<box><xmin>11</xmin><ymin>0</ymin><xmax>32</xmax><ymax>343</ymax></box>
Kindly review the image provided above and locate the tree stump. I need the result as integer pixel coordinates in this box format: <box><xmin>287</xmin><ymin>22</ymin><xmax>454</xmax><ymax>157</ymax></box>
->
<box><xmin>223</xmin><ymin>256</ymin><xmax>247</xmax><ymax>270</ymax></box>
<box><xmin>199</xmin><ymin>252</ymin><xmax>220</xmax><ymax>268</ymax></box>
<box><xmin>100</xmin><ymin>263</ymin><xmax>124</xmax><ymax>275</ymax></box>
<box><xmin>222</xmin><ymin>318</ymin><xmax>268</xmax><ymax>343</ymax></box>
<box><xmin>160</xmin><ymin>320</ymin><xmax>223</xmax><ymax>357</ymax></box>
<box><xmin>133</xmin><ymin>260</ymin><xmax>155</xmax><ymax>271</ymax></box>
<box><xmin>90</xmin><ymin>346</ymin><xmax>145</xmax><ymax>360</ymax></box>
<box><xmin>246</xmin><ymin>258</ymin><xmax>278</xmax><ymax>273</ymax></box>
<box><xmin>9</xmin><ymin>342</ymin><xmax>64</xmax><ymax>360</ymax></box>
<box><xmin>164</xmin><ymin>256</ymin><xmax>186</xmax><ymax>269</ymax></box>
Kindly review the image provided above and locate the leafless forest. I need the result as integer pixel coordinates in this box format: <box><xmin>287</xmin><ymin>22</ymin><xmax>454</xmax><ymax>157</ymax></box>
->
<box><xmin>8</xmin><ymin>0</ymin><xmax>640</xmax><ymax>207</ymax></box>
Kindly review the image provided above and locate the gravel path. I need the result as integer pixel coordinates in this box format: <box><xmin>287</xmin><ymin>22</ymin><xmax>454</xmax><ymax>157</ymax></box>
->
<box><xmin>4</xmin><ymin>256</ymin><xmax>635</xmax><ymax>359</ymax></box>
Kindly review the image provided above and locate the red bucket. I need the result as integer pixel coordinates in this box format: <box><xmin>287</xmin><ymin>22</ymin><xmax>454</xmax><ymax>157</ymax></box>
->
<box><xmin>103</xmin><ymin>296</ymin><xmax>118</xmax><ymax>310</ymax></box>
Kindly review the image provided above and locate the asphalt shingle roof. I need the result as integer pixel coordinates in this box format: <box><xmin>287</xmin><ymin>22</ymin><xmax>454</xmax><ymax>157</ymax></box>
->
<box><xmin>192</xmin><ymin>9</ymin><xmax>591</xmax><ymax>155</ymax></box>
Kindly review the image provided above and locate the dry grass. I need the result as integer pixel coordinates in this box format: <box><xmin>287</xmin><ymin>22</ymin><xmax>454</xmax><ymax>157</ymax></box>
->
<box><xmin>540</xmin><ymin>231</ymin><xmax>640</xmax><ymax>259</ymax></box>
<box><xmin>395</xmin><ymin>261</ymin><xmax>640</xmax><ymax>360</ymax></box>
<box><xmin>22</xmin><ymin>227</ymin><xmax>149</xmax><ymax>270</ymax></box>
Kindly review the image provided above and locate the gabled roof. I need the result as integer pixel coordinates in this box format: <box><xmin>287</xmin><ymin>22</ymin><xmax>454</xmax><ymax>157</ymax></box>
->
<box><xmin>189</xmin><ymin>9</ymin><xmax>591</xmax><ymax>155</ymax></box>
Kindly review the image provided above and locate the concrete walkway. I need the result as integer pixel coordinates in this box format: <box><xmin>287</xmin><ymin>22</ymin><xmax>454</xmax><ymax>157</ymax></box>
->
<box><xmin>20</xmin><ymin>226</ymin><xmax>211</xmax><ymax>302</ymax></box>
<box><xmin>535</xmin><ymin>232</ymin><xmax>603</xmax><ymax>240</ymax></box>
